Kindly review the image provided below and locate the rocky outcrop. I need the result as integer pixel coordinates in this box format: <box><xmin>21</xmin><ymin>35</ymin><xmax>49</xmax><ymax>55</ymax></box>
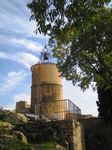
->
<box><xmin>0</xmin><ymin>109</ymin><xmax>85</xmax><ymax>150</ymax></box>
<box><xmin>0</xmin><ymin>109</ymin><xmax>28</xmax><ymax>124</ymax></box>
<box><xmin>0</xmin><ymin>121</ymin><xmax>28</xmax><ymax>149</ymax></box>
<box><xmin>0</xmin><ymin>120</ymin><xmax>64</xmax><ymax>150</ymax></box>
<box><xmin>16</xmin><ymin>120</ymin><xmax>85</xmax><ymax>150</ymax></box>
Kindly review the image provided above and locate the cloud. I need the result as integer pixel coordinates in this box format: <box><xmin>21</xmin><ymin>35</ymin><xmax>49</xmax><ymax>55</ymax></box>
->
<box><xmin>5</xmin><ymin>103</ymin><xmax>15</xmax><ymax>111</ymax></box>
<box><xmin>0</xmin><ymin>0</ymin><xmax>45</xmax><ymax>39</ymax></box>
<box><xmin>16</xmin><ymin>52</ymin><xmax>40</xmax><ymax>68</ymax></box>
<box><xmin>14</xmin><ymin>93</ymin><xmax>31</xmax><ymax>104</ymax></box>
<box><xmin>0</xmin><ymin>51</ymin><xmax>9</xmax><ymax>58</ymax></box>
<box><xmin>107</xmin><ymin>1</ymin><xmax>112</xmax><ymax>7</ymax></box>
<box><xmin>11</xmin><ymin>38</ymin><xmax>43</xmax><ymax>52</ymax></box>
<box><xmin>5</xmin><ymin>93</ymin><xmax>31</xmax><ymax>111</ymax></box>
<box><xmin>0</xmin><ymin>70</ymin><xmax>27</xmax><ymax>95</ymax></box>
<box><xmin>0</xmin><ymin>51</ymin><xmax>40</xmax><ymax>68</ymax></box>
<box><xmin>62</xmin><ymin>79</ymin><xmax>98</xmax><ymax>116</ymax></box>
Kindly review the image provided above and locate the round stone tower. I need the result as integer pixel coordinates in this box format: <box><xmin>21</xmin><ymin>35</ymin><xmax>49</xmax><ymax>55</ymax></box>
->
<box><xmin>30</xmin><ymin>50</ymin><xmax>66</xmax><ymax>119</ymax></box>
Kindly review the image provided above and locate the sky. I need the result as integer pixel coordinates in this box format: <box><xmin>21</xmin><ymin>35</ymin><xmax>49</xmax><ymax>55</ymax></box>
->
<box><xmin>1</xmin><ymin>0</ymin><xmax>111</xmax><ymax>116</ymax></box>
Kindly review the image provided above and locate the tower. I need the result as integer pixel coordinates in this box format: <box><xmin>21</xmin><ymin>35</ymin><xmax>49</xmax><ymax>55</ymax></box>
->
<box><xmin>30</xmin><ymin>49</ymin><xmax>66</xmax><ymax>119</ymax></box>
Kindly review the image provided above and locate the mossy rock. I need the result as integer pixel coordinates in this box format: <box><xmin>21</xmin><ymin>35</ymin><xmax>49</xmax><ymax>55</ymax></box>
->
<box><xmin>0</xmin><ymin>121</ymin><xmax>14</xmax><ymax>135</ymax></box>
<box><xmin>13</xmin><ymin>131</ymin><xmax>28</xmax><ymax>144</ymax></box>
<box><xmin>0</xmin><ymin>109</ymin><xmax>28</xmax><ymax>124</ymax></box>
<box><xmin>0</xmin><ymin>121</ymin><xmax>14</xmax><ymax>129</ymax></box>
<box><xmin>55</xmin><ymin>144</ymin><xmax>66</xmax><ymax>150</ymax></box>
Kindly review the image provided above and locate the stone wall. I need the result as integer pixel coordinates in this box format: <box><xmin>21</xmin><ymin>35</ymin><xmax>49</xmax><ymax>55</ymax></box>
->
<box><xmin>82</xmin><ymin>118</ymin><xmax>112</xmax><ymax>150</ymax></box>
<box><xmin>71</xmin><ymin>121</ymin><xmax>85</xmax><ymax>150</ymax></box>
<box><xmin>58</xmin><ymin>120</ymin><xmax>85</xmax><ymax>150</ymax></box>
<box><xmin>16</xmin><ymin>120</ymin><xmax>85</xmax><ymax>150</ymax></box>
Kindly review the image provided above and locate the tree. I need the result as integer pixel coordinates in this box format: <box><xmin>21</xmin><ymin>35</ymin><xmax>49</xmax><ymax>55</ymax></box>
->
<box><xmin>27</xmin><ymin>0</ymin><xmax>112</xmax><ymax>120</ymax></box>
<box><xmin>97</xmin><ymin>85</ymin><xmax>112</xmax><ymax>121</ymax></box>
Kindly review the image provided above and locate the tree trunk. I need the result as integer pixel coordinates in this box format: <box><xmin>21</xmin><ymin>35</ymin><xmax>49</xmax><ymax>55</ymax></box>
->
<box><xmin>97</xmin><ymin>86</ymin><xmax>112</xmax><ymax>121</ymax></box>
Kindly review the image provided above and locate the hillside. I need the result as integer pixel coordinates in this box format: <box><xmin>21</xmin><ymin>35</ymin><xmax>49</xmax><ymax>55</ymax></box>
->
<box><xmin>0</xmin><ymin>109</ymin><xmax>65</xmax><ymax>150</ymax></box>
<box><xmin>0</xmin><ymin>109</ymin><xmax>112</xmax><ymax>150</ymax></box>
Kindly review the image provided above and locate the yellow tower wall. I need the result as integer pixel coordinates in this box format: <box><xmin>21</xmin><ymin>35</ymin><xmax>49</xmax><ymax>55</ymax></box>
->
<box><xmin>31</xmin><ymin>63</ymin><xmax>62</xmax><ymax>85</ymax></box>
<box><xmin>30</xmin><ymin>63</ymin><xmax>66</xmax><ymax>119</ymax></box>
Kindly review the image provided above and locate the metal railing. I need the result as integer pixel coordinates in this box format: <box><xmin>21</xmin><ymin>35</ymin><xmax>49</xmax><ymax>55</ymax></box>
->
<box><xmin>34</xmin><ymin>99</ymin><xmax>81</xmax><ymax>120</ymax></box>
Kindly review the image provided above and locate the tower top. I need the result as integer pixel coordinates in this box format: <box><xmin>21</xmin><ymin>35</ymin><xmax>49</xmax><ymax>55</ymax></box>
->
<box><xmin>40</xmin><ymin>45</ymin><xmax>51</xmax><ymax>62</ymax></box>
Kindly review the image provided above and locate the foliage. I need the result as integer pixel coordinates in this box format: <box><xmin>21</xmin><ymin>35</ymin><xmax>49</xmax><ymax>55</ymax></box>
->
<box><xmin>27</xmin><ymin>0</ymin><xmax>112</xmax><ymax>90</ymax></box>
<box><xmin>83</xmin><ymin>119</ymin><xmax>112</xmax><ymax>150</ymax></box>
<box><xmin>97</xmin><ymin>86</ymin><xmax>112</xmax><ymax>121</ymax></box>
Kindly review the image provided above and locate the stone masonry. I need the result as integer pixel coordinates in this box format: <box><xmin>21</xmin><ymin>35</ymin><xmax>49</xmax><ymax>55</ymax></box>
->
<box><xmin>16</xmin><ymin>119</ymin><xmax>85</xmax><ymax>150</ymax></box>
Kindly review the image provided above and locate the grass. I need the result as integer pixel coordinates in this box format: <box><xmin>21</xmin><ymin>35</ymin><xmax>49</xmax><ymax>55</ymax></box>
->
<box><xmin>37</xmin><ymin>142</ymin><xmax>55</xmax><ymax>150</ymax></box>
<box><xmin>0</xmin><ymin>141</ymin><xmax>55</xmax><ymax>150</ymax></box>
<box><xmin>2</xmin><ymin>141</ymin><xmax>30</xmax><ymax>150</ymax></box>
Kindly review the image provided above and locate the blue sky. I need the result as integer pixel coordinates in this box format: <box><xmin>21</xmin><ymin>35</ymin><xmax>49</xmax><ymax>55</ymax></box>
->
<box><xmin>0</xmin><ymin>0</ymin><xmax>106</xmax><ymax>116</ymax></box>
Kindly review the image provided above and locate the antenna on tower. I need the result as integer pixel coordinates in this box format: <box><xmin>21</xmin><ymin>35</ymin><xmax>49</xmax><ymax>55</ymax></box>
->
<box><xmin>40</xmin><ymin>45</ymin><xmax>51</xmax><ymax>62</ymax></box>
